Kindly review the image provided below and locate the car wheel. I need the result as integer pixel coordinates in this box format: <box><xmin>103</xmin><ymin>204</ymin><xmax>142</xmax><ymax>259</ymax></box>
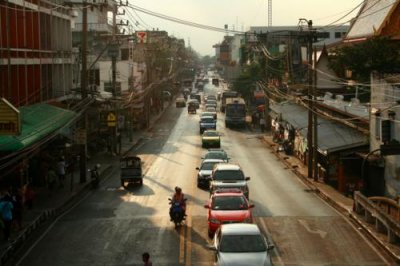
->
<box><xmin>208</xmin><ymin>230</ymin><xmax>214</xmax><ymax>238</ymax></box>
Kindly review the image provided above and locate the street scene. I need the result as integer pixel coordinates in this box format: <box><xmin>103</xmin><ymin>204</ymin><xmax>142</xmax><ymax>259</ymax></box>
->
<box><xmin>2</xmin><ymin>1</ymin><xmax>400</xmax><ymax>266</ymax></box>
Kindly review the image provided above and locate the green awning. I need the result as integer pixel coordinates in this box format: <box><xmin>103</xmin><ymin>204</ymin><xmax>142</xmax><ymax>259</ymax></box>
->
<box><xmin>0</xmin><ymin>103</ymin><xmax>78</xmax><ymax>152</ymax></box>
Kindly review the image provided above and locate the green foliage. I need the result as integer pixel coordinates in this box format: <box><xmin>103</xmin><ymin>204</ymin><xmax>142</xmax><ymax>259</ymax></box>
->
<box><xmin>232</xmin><ymin>62</ymin><xmax>264</xmax><ymax>101</ymax></box>
<box><xmin>329</xmin><ymin>37</ymin><xmax>400</xmax><ymax>82</ymax></box>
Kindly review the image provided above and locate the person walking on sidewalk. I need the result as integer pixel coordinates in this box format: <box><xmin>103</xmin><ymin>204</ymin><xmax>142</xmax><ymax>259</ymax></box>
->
<box><xmin>22</xmin><ymin>183</ymin><xmax>34</xmax><ymax>210</ymax></box>
<box><xmin>47</xmin><ymin>167</ymin><xmax>57</xmax><ymax>196</ymax></box>
<box><xmin>11</xmin><ymin>187</ymin><xmax>22</xmax><ymax>231</ymax></box>
<box><xmin>0</xmin><ymin>192</ymin><xmax>13</xmax><ymax>241</ymax></box>
<box><xmin>259</xmin><ymin>116</ymin><xmax>266</xmax><ymax>133</ymax></box>
<box><xmin>56</xmin><ymin>156</ymin><xmax>66</xmax><ymax>188</ymax></box>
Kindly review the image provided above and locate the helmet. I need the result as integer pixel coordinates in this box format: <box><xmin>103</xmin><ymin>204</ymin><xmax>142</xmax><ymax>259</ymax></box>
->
<box><xmin>175</xmin><ymin>186</ymin><xmax>182</xmax><ymax>193</ymax></box>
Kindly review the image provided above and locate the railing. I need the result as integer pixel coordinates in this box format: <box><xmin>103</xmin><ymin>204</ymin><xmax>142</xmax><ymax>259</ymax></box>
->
<box><xmin>353</xmin><ymin>191</ymin><xmax>400</xmax><ymax>245</ymax></box>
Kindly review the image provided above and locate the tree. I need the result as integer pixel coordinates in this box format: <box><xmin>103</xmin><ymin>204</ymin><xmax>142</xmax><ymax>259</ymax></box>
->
<box><xmin>329</xmin><ymin>37</ymin><xmax>400</xmax><ymax>82</ymax></box>
<box><xmin>232</xmin><ymin>62</ymin><xmax>264</xmax><ymax>101</ymax></box>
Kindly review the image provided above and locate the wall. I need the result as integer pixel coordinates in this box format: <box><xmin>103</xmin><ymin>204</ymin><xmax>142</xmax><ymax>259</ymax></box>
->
<box><xmin>370</xmin><ymin>73</ymin><xmax>400</xmax><ymax>197</ymax></box>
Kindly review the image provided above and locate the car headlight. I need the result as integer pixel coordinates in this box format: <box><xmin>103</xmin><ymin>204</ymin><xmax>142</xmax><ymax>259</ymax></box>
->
<box><xmin>209</xmin><ymin>218</ymin><xmax>221</xmax><ymax>224</ymax></box>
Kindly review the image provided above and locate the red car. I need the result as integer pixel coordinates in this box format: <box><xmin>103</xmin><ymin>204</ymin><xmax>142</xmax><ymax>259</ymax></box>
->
<box><xmin>204</xmin><ymin>189</ymin><xmax>254</xmax><ymax>237</ymax></box>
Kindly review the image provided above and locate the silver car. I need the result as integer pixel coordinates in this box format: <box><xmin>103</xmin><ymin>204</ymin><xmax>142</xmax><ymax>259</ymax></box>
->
<box><xmin>196</xmin><ymin>159</ymin><xmax>224</xmax><ymax>188</ymax></box>
<box><xmin>210</xmin><ymin>223</ymin><xmax>274</xmax><ymax>266</ymax></box>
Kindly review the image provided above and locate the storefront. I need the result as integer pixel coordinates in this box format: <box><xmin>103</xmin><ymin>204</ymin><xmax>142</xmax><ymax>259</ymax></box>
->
<box><xmin>0</xmin><ymin>103</ymin><xmax>78</xmax><ymax>188</ymax></box>
<box><xmin>270</xmin><ymin>102</ymin><xmax>369</xmax><ymax>193</ymax></box>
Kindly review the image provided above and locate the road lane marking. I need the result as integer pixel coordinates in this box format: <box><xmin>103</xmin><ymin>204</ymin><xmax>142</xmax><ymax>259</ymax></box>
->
<box><xmin>179</xmin><ymin>225</ymin><xmax>186</xmax><ymax>264</ymax></box>
<box><xmin>257</xmin><ymin>217</ymin><xmax>284</xmax><ymax>266</ymax></box>
<box><xmin>185</xmin><ymin>205</ymin><xmax>192</xmax><ymax>266</ymax></box>
<box><xmin>104</xmin><ymin>242</ymin><xmax>109</xmax><ymax>250</ymax></box>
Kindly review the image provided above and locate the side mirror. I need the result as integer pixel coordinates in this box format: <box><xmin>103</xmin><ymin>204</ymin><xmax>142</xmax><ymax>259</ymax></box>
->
<box><xmin>249</xmin><ymin>204</ymin><xmax>255</xmax><ymax>209</ymax></box>
<box><xmin>267</xmin><ymin>244</ymin><xmax>275</xmax><ymax>251</ymax></box>
<box><xmin>204</xmin><ymin>204</ymin><xmax>210</xmax><ymax>209</ymax></box>
<box><xmin>168</xmin><ymin>198</ymin><xmax>172</xmax><ymax>201</ymax></box>
<box><xmin>196</xmin><ymin>167</ymin><xmax>200</xmax><ymax>170</ymax></box>
<box><xmin>245</xmin><ymin>177</ymin><xmax>251</xmax><ymax>181</ymax></box>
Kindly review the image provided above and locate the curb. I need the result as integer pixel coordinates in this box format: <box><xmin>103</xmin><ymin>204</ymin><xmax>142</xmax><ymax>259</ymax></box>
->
<box><xmin>260</xmin><ymin>136</ymin><xmax>400</xmax><ymax>262</ymax></box>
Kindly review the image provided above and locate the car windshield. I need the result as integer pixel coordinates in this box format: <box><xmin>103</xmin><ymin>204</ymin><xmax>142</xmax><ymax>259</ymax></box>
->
<box><xmin>201</xmin><ymin>161</ymin><xmax>220</xmax><ymax>171</ymax></box>
<box><xmin>213</xmin><ymin>170</ymin><xmax>244</xmax><ymax>181</ymax></box>
<box><xmin>205</xmin><ymin>152</ymin><xmax>227</xmax><ymax>160</ymax></box>
<box><xmin>212</xmin><ymin>196</ymin><xmax>248</xmax><ymax>210</ymax></box>
<box><xmin>206</xmin><ymin>108</ymin><xmax>216</xmax><ymax>112</ymax></box>
<box><xmin>201</xmin><ymin>118</ymin><xmax>215</xmax><ymax>123</ymax></box>
<box><xmin>219</xmin><ymin>234</ymin><xmax>266</xmax><ymax>252</ymax></box>
<box><xmin>204</xmin><ymin>131</ymin><xmax>218</xmax><ymax>137</ymax></box>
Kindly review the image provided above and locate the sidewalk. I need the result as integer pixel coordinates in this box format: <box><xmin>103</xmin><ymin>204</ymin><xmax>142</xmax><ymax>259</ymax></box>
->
<box><xmin>0</xmin><ymin>103</ymin><xmax>168</xmax><ymax>264</ymax></box>
<box><xmin>258</xmin><ymin>131</ymin><xmax>400</xmax><ymax>262</ymax></box>
<box><xmin>260</xmin><ymin>133</ymin><xmax>354</xmax><ymax>213</ymax></box>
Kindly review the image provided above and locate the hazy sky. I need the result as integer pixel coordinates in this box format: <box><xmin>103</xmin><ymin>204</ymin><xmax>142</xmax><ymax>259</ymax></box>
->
<box><xmin>125</xmin><ymin>0</ymin><xmax>362</xmax><ymax>56</ymax></box>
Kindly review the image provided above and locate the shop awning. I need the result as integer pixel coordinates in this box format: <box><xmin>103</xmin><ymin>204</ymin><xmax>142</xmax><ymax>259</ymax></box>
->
<box><xmin>271</xmin><ymin>102</ymin><xmax>368</xmax><ymax>155</ymax></box>
<box><xmin>0</xmin><ymin>103</ymin><xmax>78</xmax><ymax>152</ymax></box>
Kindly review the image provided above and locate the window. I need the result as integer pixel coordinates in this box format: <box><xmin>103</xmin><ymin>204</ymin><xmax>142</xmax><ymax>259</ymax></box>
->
<box><xmin>317</xmin><ymin>32</ymin><xmax>330</xmax><ymax>39</ymax></box>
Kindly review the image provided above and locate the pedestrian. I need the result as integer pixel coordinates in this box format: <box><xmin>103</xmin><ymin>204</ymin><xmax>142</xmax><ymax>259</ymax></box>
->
<box><xmin>47</xmin><ymin>167</ymin><xmax>57</xmax><ymax>196</ymax></box>
<box><xmin>142</xmin><ymin>252</ymin><xmax>153</xmax><ymax>266</ymax></box>
<box><xmin>11</xmin><ymin>188</ymin><xmax>22</xmax><ymax>230</ymax></box>
<box><xmin>0</xmin><ymin>192</ymin><xmax>14</xmax><ymax>241</ymax></box>
<box><xmin>22</xmin><ymin>183</ymin><xmax>34</xmax><ymax>210</ymax></box>
<box><xmin>56</xmin><ymin>156</ymin><xmax>66</xmax><ymax>188</ymax></box>
<box><xmin>260</xmin><ymin>117</ymin><xmax>266</xmax><ymax>133</ymax></box>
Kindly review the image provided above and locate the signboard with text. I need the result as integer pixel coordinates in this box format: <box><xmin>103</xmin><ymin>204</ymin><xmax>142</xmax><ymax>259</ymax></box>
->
<box><xmin>0</xmin><ymin>98</ymin><xmax>21</xmax><ymax>135</ymax></box>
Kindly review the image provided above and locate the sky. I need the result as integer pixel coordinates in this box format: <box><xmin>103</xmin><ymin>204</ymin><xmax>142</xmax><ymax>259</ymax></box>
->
<box><xmin>125</xmin><ymin>0</ymin><xmax>363</xmax><ymax>56</ymax></box>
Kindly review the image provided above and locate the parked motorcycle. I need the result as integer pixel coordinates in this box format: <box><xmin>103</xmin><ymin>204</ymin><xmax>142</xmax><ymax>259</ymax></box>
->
<box><xmin>168</xmin><ymin>198</ymin><xmax>187</xmax><ymax>228</ymax></box>
<box><xmin>89</xmin><ymin>164</ymin><xmax>101</xmax><ymax>189</ymax></box>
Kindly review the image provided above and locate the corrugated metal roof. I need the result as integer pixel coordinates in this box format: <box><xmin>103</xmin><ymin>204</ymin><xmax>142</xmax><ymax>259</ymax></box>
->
<box><xmin>270</xmin><ymin>102</ymin><xmax>368</xmax><ymax>155</ymax></box>
<box><xmin>346</xmin><ymin>0</ymin><xmax>398</xmax><ymax>40</ymax></box>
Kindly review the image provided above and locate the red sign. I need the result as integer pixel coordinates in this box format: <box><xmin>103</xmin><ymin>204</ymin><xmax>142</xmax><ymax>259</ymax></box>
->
<box><xmin>136</xmin><ymin>31</ymin><xmax>147</xmax><ymax>44</ymax></box>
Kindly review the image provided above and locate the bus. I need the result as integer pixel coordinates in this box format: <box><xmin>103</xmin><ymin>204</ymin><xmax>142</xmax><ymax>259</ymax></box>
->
<box><xmin>225</xmin><ymin>97</ymin><xmax>246</xmax><ymax>128</ymax></box>
<box><xmin>220</xmin><ymin>90</ymin><xmax>238</xmax><ymax>112</ymax></box>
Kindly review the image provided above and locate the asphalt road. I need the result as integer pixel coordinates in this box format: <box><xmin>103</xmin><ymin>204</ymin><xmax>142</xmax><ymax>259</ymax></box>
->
<box><xmin>15</xmin><ymin>82</ymin><xmax>393</xmax><ymax>266</ymax></box>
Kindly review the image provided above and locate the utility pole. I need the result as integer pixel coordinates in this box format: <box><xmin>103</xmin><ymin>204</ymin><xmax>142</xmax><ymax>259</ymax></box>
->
<box><xmin>79</xmin><ymin>0</ymin><xmax>88</xmax><ymax>183</ymax></box>
<box><xmin>111</xmin><ymin>2</ymin><xmax>118</xmax><ymax>155</ymax></box>
<box><xmin>313</xmin><ymin>49</ymin><xmax>318</xmax><ymax>181</ymax></box>
<box><xmin>299</xmin><ymin>18</ymin><xmax>314</xmax><ymax>179</ymax></box>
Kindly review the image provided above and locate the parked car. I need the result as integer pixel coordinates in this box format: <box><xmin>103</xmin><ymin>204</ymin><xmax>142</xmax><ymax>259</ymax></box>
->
<box><xmin>209</xmin><ymin>223</ymin><xmax>274</xmax><ymax>266</ymax></box>
<box><xmin>204</xmin><ymin>189</ymin><xmax>254</xmax><ymax>237</ymax></box>
<box><xmin>200</xmin><ymin>116</ymin><xmax>216</xmax><ymax>134</ymax></box>
<box><xmin>202</xmin><ymin>130</ymin><xmax>221</xmax><ymax>148</ymax></box>
<box><xmin>202</xmin><ymin>149</ymin><xmax>230</xmax><ymax>162</ymax></box>
<box><xmin>209</xmin><ymin>163</ymin><xmax>250</xmax><ymax>199</ymax></box>
<box><xmin>176</xmin><ymin>97</ymin><xmax>186</xmax><ymax>108</ymax></box>
<box><xmin>196</xmin><ymin>159</ymin><xmax>224</xmax><ymax>188</ymax></box>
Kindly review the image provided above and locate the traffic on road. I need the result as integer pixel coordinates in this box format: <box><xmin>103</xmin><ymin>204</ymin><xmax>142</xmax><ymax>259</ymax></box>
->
<box><xmin>14</xmin><ymin>71</ymin><xmax>394</xmax><ymax>266</ymax></box>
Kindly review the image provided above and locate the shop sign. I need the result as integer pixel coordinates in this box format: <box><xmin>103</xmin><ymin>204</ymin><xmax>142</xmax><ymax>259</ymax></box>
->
<box><xmin>0</xmin><ymin>98</ymin><xmax>21</xmax><ymax>136</ymax></box>
<box><xmin>107</xmin><ymin>112</ymin><xmax>116</xmax><ymax>127</ymax></box>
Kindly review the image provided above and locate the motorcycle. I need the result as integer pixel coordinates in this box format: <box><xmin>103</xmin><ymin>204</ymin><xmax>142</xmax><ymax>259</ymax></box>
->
<box><xmin>89</xmin><ymin>164</ymin><xmax>101</xmax><ymax>189</ymax></box>
<box><xmin>168</xmin><ymin>198</ymin><xmax>187</xmax><ymax>228</ymax></box>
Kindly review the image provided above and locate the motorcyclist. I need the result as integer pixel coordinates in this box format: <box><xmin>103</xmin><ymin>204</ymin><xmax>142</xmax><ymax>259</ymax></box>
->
<box><xmin>169</xmin><ymin>186</ymin><xmax>186</xmax><ymax>221</ymax></box>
